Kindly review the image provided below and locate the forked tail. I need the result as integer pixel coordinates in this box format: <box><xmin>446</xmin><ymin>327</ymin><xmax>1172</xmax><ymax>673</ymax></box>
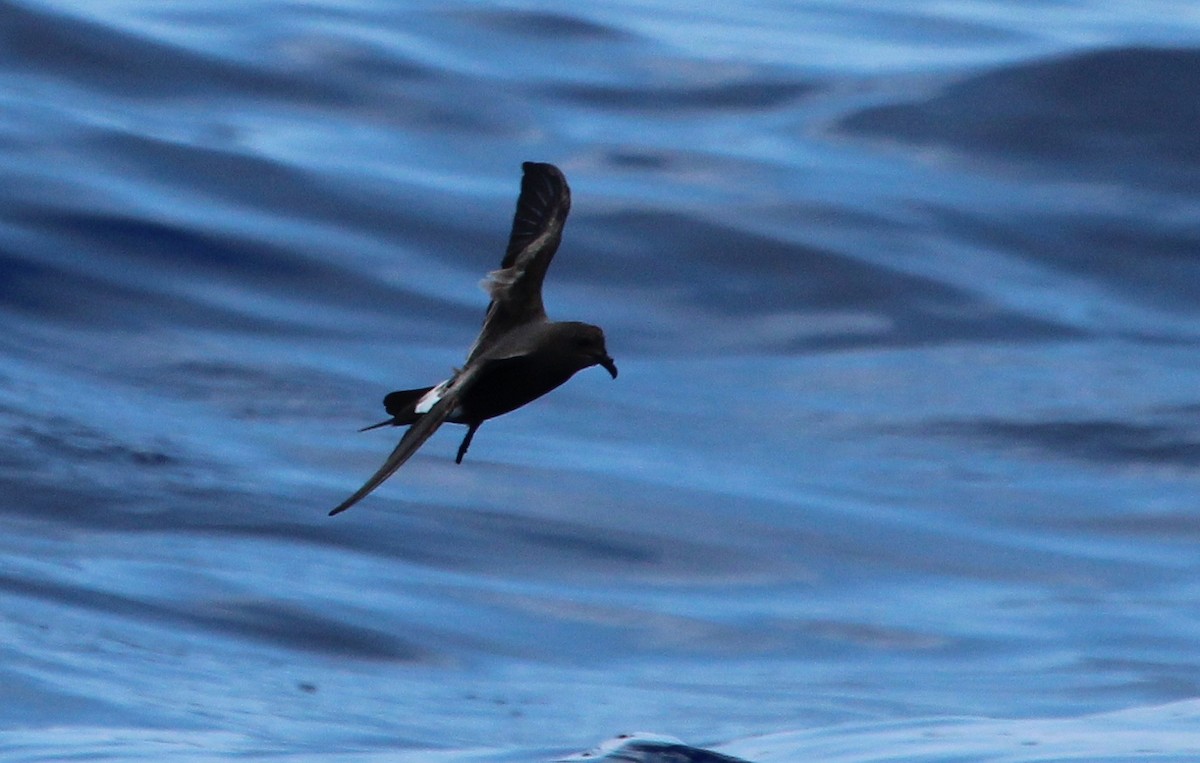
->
<box><xmin>358</xmin><ymin>386</ymin><xmax>434</xmax><ymax>431</ymax></box>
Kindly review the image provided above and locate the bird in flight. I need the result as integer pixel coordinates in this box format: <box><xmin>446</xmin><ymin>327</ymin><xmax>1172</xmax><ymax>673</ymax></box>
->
<box><xmin>330</xmin><ymin>162</ymin><xmax>617</xmax><ymax>516</ymax></box>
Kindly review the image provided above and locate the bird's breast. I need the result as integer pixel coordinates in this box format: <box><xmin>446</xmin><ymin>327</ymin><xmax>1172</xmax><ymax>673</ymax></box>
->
<box><xmin>458</xmin><ymin>356</ymin><xmax>579</xmax><ymax>422</ymax></box>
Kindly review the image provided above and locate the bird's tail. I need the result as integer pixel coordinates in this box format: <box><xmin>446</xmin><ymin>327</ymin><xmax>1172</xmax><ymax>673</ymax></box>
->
<box><xmin>359</xmin><ymin>385</ymin><xmax>435</xmax><ymax>432</ymax></box>
<box><xmin>358</xmin><ymin>418</ymin><xmax>394</xmax><ymax>432</ymax></box>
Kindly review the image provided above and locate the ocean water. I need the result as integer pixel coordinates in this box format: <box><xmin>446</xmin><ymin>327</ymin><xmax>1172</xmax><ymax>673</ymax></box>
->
<box><xmin>3</xmin><ymin>0</ymin><xmax>1200</xmax><ymax>760</ymax></box>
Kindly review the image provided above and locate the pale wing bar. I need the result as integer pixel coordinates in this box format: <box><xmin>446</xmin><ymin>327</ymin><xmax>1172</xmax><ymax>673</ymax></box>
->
<box><xmin>467</xmin><ymin>163</ymin><xmax>570</xmax><ymax>363</ymax></box>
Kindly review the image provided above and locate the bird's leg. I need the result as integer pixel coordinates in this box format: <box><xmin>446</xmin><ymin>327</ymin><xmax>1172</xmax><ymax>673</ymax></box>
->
<box><xmin>456</xmin><ymin>422</ymin><xmax>480</xmax><ymax>464</ymax></box>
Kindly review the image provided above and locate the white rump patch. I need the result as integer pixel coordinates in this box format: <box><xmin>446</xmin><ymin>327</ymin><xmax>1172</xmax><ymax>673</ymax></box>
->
<box><xmin>415</xmin><ymin>378</ymin><xmax>452</xmax><ymax>414</ymax></box>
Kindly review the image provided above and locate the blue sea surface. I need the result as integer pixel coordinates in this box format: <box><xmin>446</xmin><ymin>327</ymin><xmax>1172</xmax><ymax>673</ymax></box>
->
<box><xmin>2</xmin><ymin>1</ymin><xmax>1200</xmax><ymax>760</ymax></box>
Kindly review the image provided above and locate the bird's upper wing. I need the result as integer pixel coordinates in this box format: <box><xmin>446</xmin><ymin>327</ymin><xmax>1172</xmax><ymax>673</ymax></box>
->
<box><xmin>467</xmin><ymin>162</ymin><xmax>571</xmax><ymax>364</ymax></box>
<box><xmin>329</xmin><ymin>368</ymin><xmax>476</xmax><ymax>516</ymax></box>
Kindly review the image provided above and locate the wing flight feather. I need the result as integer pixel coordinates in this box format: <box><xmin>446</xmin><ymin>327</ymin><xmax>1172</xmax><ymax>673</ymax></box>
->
<box><xmin>329</xmin><ymin>368</ymin><xmax>476</xmax><ymax>516</ymax></box>
<box><xmin>468</xmin><ymin>162</ymin><xmax>570</xmax><ymax>363</ymax></box>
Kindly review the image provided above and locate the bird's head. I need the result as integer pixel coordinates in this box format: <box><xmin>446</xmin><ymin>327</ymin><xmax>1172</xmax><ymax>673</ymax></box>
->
<box><xmin>568</xmin><ymin>323</ymin><xmax>618</xmax><ymax>379</ymax></box>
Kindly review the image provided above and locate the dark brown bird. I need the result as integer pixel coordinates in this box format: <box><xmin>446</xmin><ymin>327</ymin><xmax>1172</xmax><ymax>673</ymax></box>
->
<box><xmin>330</xmin><ymin>162</ymin><xmax>617</xmax><ymax>516</ymax></box>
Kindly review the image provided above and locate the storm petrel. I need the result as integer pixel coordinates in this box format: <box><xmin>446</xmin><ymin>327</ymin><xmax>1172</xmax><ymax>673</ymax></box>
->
<box><xmin>330</xmin><ymin>162</ymin><xmax>617</xmax><ymax>516</ymax></box>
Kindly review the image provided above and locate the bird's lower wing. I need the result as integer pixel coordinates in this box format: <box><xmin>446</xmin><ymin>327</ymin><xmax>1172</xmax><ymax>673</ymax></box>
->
<box><xmin>328</xmin><ymin>390</ymin><xmax>458</xmax><ymax>516</ymax></box>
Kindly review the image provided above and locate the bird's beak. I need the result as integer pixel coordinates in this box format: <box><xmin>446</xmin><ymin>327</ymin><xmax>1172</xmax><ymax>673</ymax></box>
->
<box><xmin>598</xmin><ymin>355</ymin><xmax>618</xmax><ymax>379</ymax></box>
